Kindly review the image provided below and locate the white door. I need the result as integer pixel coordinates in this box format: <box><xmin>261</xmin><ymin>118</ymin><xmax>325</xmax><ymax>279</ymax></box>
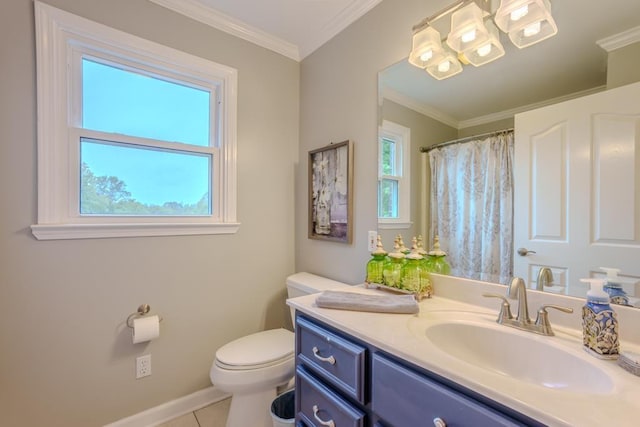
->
<box><xmin>513</xmin><ymin>81</ymin><xmax>640</xmax><ymax>298</ymax></box>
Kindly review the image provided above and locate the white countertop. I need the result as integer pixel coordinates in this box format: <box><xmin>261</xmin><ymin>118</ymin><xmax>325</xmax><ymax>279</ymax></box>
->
<box><xmin>287</xmin><ymin>277</ymin><xmax>640</xmax><ymax>426</ymax></box>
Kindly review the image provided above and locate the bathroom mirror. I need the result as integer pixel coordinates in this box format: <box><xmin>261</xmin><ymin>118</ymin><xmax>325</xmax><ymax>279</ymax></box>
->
<box><xmin>377</xmin><ymin>0</ymin><xmax>640</xmax><ymax>303</ymax></box>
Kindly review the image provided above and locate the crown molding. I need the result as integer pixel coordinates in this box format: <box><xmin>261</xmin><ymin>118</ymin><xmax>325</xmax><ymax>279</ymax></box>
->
<box><xmin>458</xmin><ymin>86</ymin><xmax>607</xmax><ymax>128</ymax></box>
<box><xmin>148</xmin><ymin>0</ymin><xmax>300</xmax><ymax>61</ymax></box>
<box><xmin>381</xmin><ymin>85</ymin><xmax>607</xmax><ymax>130</ymax></box>
<box><xmin>300</xmin><ymin>0</ymin><xmax>384</xmax><ymax>59</ymax></box>
<box><xmin>597</xmin><ymin>25</ymin><xmax>640</xmax><ymax>52</ymax></box>
<box><xmin>381</xmin><ymin>87</ymin><xmax>460</xmax><ymax>129</ymax></box>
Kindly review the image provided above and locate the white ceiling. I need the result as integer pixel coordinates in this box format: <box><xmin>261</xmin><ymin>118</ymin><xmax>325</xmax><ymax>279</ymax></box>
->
<box><xmin>150</xmin><ymin>0</ymin><xmax>640</xmax><ymax>126</ymax></box>
<box><xmin>149</xmin><ymin>0</ymin><xmax>383</xmax><ymax>60</ymax></box>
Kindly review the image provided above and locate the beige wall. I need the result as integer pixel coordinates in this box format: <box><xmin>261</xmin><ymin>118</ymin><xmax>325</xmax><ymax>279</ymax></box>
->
<box><xmin>379</xmin><ymin>99</ymin><xmax>456</xmax><ymax>248</ymax></box>
<box><xmin>297</xmin><ymin>0</ymin><xmax>446</xmax><ymax>284</ymax></box>
<box><xmin>607</xmin><ymin>41</ymin><xmax>640</xmax><ymax>88</ymax></box>
<box><xmin>0</xmin><ymin>0</ymin><xmax>298</xmax><ymax>426</ymax></box>
<box><xmin>458</xmin><ymin>117</ymin><xmax>515</xmax><ymax>138</ymax></box>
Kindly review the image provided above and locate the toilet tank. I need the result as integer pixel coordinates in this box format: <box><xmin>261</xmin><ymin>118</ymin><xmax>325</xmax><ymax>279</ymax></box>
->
<box><xmin>286</xmin><ymin>272</ymin><xmax>350</xmax><ymax>324</ymax></box>
<box><xmin>286</xmin><ymin>272</ymin><xmax>350</xmax><ymax>298</ymax></box>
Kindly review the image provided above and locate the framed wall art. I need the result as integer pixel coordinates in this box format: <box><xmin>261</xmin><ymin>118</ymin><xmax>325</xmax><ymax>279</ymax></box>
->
<box><xmin>308</xmin><ymin>140</ymin><xmax>353</xmax><ymax>244</ymax></box>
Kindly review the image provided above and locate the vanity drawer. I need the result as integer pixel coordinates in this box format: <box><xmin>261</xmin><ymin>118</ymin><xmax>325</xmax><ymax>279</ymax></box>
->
<box><xmin>296</xmin><ymin>316</ymin><xmax>366</xmax><ymax>403</ymax></box>
<box><xmin>297</xmin><ymin>366</ymin><xmax>365</xmax><ymax>427</ymax></box>
<box><xmin>372</xmin><ymin>353</ymin><xmax>526</xmax><ymax>427</ymax></box>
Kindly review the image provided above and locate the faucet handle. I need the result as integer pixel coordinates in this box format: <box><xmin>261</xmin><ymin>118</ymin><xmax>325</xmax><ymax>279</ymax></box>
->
<box><xmin>534</xmin><ymin>304</ymin><xmax>574</xmax><ymax>336</ymax></box>
<box><xmin>482</xmin><ymin>293</ymin><xmax>513</xmax><ymax>323</ymax></box>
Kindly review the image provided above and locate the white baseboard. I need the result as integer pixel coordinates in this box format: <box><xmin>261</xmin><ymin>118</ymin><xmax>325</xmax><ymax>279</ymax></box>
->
<box><xmin>104</xmin><ymin>386</ymin><xmax>231</xmax><ymax>427</ymax></box>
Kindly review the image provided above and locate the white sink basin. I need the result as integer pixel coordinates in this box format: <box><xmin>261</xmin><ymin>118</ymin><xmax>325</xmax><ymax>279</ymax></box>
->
<box><xmin>410</xmin><ymin>311</ymin><xmax>614</xmax><ymax>394</ymax></box>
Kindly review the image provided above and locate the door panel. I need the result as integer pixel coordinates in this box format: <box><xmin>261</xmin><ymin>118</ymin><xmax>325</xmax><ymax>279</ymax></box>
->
<box><xmin>530</xmin><ymin>123</ymin><xmax>567</xmax><ymax>241</ymax></box>
<box><xmin>514</xmin><ymin>82</ymin><xmax>640</xmax><ymax>299</ymax></box>
<box><xmin>593</xmin><ymin>114</ymin><xmax>640</xmax><ymax>243</ymax></box>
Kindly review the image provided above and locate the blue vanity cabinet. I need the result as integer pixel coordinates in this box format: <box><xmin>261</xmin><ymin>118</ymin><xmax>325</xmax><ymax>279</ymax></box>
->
<box><xmin>296</xmin><ymin>316</ymin><xmax>366</xmax><ymax>403</ymax></box>
<box><xmin>295</xmin><ymin>315</ymin><xmax>367</xmax><ymax>426</ymax></box>
<box><xmin>372</xmin><ymin>353</ymin><xmax>532</xmax><ymax>427</ymax></box>
<box><xmin>295</xmin><ymin>313</ymin><xmax>543</xmax><ymax>427</ymax></box>
<box><xmin>296</xmin><ymin>366</ymin><xmax>366</xmax><ymax>427</ymax></box>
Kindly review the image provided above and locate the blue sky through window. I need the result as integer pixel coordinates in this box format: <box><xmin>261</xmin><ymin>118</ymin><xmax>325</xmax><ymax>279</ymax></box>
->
<box><xmin>81</xmin><ymin>139</ymin><xmax>211</xmax><ymax>207</ymax></box>
<box><xmin>82</xmin><ymin>59</ymin><xmax>210</xmax><ymax>145</ymax></box>
<box><xmin>81</xmin><ymin>59</ymin><xmax>212</xmax><ymax>209</ymax></box>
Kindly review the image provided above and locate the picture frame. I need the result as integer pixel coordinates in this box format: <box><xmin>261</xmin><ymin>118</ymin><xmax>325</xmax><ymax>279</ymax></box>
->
<box><xmin>308</xmin><ymin>140</ymin><xmax>354</xmax><ymax>244</ymax></box>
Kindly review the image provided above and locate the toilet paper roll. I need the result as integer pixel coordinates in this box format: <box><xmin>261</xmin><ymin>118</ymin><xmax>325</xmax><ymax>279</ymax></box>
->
<box><xmin>132</xmin><ymin>315</ymin><xmax>160</xmax><ymax>344</ymax></box>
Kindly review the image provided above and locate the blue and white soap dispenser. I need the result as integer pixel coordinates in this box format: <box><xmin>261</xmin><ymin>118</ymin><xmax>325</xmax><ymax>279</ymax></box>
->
<box><xmin>600</xmin><ymin>267</ymin><xmax>629</xmax><ymax>306</ymax></box>
<box><xmin>580</xmin><ymin>278</ymin><xmax>620</xmax><ymax>359</ymax></box>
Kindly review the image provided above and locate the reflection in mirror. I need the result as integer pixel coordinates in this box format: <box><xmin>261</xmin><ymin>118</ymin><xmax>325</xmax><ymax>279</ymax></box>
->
<box><xmin>426</xmin><ymin>129</ymin><xmax>514</xmax><ymax>284</ymax></box>
<box><xmin>377</xmin><ymin>0</ymin><xmax>640</xmax><ymax>305</ymax></box>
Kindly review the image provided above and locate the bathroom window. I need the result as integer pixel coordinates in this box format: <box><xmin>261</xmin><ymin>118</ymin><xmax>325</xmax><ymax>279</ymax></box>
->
<box><xmin>32</xmin><ymin>2</ymin><xmax>238</xmax><ymax>240</ymax></box>
<box><xmin>378</xmin><ymin>121</ymin><xmax>411</xmax><ymax>228</ymax></box>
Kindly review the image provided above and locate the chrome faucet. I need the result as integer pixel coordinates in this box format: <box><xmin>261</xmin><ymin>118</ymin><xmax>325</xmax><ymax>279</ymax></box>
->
<box><xmin>483</xmin><ymin>276</ymin><xmax>573</xmax><ymax>336</ymax></box>
<box><xmin>508</xmin><ymin>277</ymin><xmax>530</xmax><ymax>324</ymax></box>
<box><xmin>536</xmin><ymin>267</ymin><xmax>553</xmax><ymax>291</ymax></box>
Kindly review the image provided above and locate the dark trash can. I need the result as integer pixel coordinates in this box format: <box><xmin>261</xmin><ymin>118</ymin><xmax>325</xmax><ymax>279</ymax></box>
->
<box><xmin>270</xmin><ymin>389</ymin><xmax>295</xmax><ymax>426</ymax></box>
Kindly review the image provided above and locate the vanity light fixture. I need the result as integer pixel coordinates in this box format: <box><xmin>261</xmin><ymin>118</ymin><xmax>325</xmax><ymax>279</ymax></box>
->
<box><xmin>408</xmin><ymin>26</ymin><xmax>447</xmax><ymax>69</ymax></box>
<box><xmin>464</xmin><ymin>21</ymin><xmax>505</xmax><ymax>66</ymax></box>
<box><xmin>425</xmin><ymin>46</ymin><xmax>463</xmax><ymax>80</ymax></box>
<box><xmin>408</xmin><ymin>26</ymin><xmax>463</xmax><ymax>80</ymax></box>
<box><xmin>446</xmin><ymin>1</ymin><xmax>492</xmax><ymax>54</ymax></box>
<box><xmin>409</xmin><ymin>0</ymin><xmax>557</xmax><ymax>79</ymax></box>
<box><xmin>494</xmin><ymin>0</ymin><xmax>557</xmax><ymax>48</ymax></box>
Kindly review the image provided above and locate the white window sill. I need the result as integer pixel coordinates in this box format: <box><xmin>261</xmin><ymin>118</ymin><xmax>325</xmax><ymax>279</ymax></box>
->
<box><xmin>378</xmin><ymin>221</ymin><xmax>413</xmax><ymax>230</ymax></box>
<box><xmin>31</xmin><ymin>222</ymin><xmax>240</xmax><ymax>240</ymax></box>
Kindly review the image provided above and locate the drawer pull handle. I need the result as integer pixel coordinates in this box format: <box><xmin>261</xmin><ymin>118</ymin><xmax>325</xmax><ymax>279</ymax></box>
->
<box><xmin>312</xmin><ymin>346</ymin><xmax>336</xmax><ymax>365</ymax></box>
<box><xmin>312</xmin><ymin>404</ymin><xmax>336</xmax><ymax>427</ymax></box>
<box><xmin>433</xmin><ymin>417</ymin><xmax>447</xmax><ymax>427</ymax></box>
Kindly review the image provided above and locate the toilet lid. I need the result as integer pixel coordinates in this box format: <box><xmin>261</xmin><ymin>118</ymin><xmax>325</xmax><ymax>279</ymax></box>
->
<box><xmin>216</xmin><ymin>328</ymin><xmax>294</xmax><ymax>370</ymax></box>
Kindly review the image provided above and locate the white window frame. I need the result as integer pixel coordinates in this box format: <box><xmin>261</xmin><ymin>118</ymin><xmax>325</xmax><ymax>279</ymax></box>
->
<box><xmin>378</xmin><ymin>120</ymin><xmax>411</xmax><ymax>229</ymax></box>
<box><xmin>32</xmin><ymin>2</ymin><xmax>239</xmax><ymax>240</ymax></box>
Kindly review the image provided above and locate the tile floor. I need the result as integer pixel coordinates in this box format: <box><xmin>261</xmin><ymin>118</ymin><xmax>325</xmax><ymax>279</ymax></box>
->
<box><xmin>157</xmin><ymin>397</ymin><xmax>230</xmax><ymax>427</ymax></box>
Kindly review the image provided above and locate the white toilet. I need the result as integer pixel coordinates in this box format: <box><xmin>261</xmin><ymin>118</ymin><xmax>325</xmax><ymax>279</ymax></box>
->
<box><xmin>209</xmin><ymin>272</ymin><xmax>350</xmax><ymax>427</ymax></box>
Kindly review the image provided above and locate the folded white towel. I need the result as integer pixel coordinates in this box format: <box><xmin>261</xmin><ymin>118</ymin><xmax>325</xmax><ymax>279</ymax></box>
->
<box><xmin>315</xmin><ymin>290</ymin><xmax>419</xmax><ymax>314</ymax></box>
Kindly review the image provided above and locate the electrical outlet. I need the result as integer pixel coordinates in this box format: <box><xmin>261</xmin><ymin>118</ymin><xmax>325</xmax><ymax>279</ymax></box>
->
<box><xmin>367</xmin><ymin>230</ymin><xmax>378</xmax><ymax>252</ymax></box>
<box><xmin>136</xmin><ymin>354</ymin><xmax>151</xmax><ymax>379</ymax></box>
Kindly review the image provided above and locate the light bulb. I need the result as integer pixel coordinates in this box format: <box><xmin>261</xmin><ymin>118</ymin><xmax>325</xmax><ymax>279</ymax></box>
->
<box><xmin>510</xmin><ymin>4</ymin><xmax>529</xmax><ymax>21</ymax></box>
<box><xmin>461</xmin><ymin>28</ymin><xmax>476</xmax><ymax>43</ymax></box>
<box><xmin>477</xmin><ymin>43</ymin><xmax>492</xmax><ymax>57</ymax></box>
<box><xmin>438</xmin><ymin>60</ymin><xmax>451</xmax><ymax>73</ymax></box>
<box><xmin>523</xmin><ymin>21</ymin><xmax>541</xmax><ymax>37</ymax></box>
<box><xmin>420</xmin><ymin>49</ymin><xmax>433</xmax><ymax>62</ymax></box>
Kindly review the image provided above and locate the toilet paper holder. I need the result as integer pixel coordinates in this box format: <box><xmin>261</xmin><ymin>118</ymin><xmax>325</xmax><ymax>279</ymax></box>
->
<box><xmin>126</xmin><ymin>304</ymin><xmax>163</xmax><ymax>328</ymax></box>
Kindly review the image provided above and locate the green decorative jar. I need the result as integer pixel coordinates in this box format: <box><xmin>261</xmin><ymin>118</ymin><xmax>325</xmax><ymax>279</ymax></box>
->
<box><xmin>429</xmin><ymin>255</ymin><xmax>451</xmax><ymax>275</ymax></box>
<box><xmin>382</xmin><ymin>244</ymin><xmax>405</xmax><ymax>289</ymax></box>
<box><xmin>366</xmin><ymin>235</ymin><xmax>387</xmax><ymax>285</ymax></box>
<box><xmin>401</xmin><ymin>246</ymin><xmax>433</xmax><ymax>298</ymax></box>
<box><xmin>396</xmin><ymin>234</ymin><xmax>410</xmax><ymax>257</ymax></box>
<box><xmin>416</xmin><ymin>235</ymin><xmax>431</xmax><ymax>271</ymax></box>
<box><xmin>427</xmin><ymin>235</ymin><xmax>451</xmax><ymax>275</ymax></box>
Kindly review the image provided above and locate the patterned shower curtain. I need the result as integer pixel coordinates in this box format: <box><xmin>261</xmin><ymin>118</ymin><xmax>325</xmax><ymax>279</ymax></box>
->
<box><xmin>428</xmin><ymin>131</ymin><xmax>514</xmax><ymax>284</ymax></box>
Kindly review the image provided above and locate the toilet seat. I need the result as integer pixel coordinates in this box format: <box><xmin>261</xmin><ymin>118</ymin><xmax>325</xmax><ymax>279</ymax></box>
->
<box><xmin>215</xmin><ymin>328</ymin><xmax>294</xmax><ymax>371</ymax></box>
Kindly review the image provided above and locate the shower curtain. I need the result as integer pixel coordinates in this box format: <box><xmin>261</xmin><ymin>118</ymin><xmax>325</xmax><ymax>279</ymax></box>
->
<box><xmin>428</xmin><ymin>131</ymin><xmax>514</xmax><ymax>284</ymax></box>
